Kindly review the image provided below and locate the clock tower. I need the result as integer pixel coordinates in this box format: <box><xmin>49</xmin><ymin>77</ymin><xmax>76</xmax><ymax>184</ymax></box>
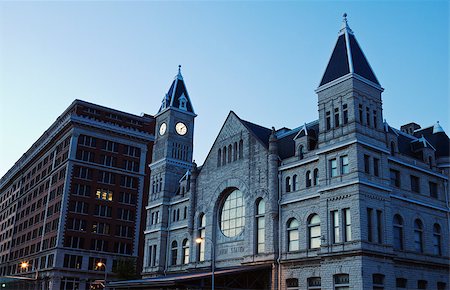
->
<box><xmin>144</xmin><ymin>66</ymin><xmax>196</xmax><ymax>272</ymax></box>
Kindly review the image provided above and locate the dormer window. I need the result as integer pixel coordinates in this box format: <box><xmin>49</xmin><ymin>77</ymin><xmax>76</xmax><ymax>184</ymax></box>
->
<box><xmin>179</xmin><ymin>93</ymin><xmax>188</xmax><ymax>111</ymax></box>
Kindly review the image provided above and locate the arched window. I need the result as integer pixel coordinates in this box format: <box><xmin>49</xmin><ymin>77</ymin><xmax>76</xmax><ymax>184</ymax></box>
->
<box><xmin>298</xmin><ymin>145</ymin><xmax>304</xmax><ymax>160</ymax></box>
<box><xmin>217</xmin><ymin>149</ymin><xmax>222</xmax><ymax>167</ymax></box>
<box><xmin>222</xmin><ymin>146</ymin><xmax>227</xmax><ymax>165</ymax></box>
<box><xmin>308</xmin><ymin>214</ymin><xmax>321</xmax><ymax>249</ymax></box>
<box><xmin>171</xmin><ymin>240</ymin><xmax>178</xmax><ymax>265</ymax></box>
<box><xmin>182</xmin><ymin>239</ymin><xmax>189</xmax><ymax>264</ymax></box>
<box><xmin>198</xmin><ymin>214</ymin><xmax>206</xmax><ymax>261</ymax></box>
<box><xmin>183</xmin><ymin>207</ymin><xmax>187</xmax><ymax>219</ymax></box>
<box><xmin>228</xmin><ymin>144</ymin><xmax>232</xmax><ymax>163</ymax></box>
<box><xmin>306</xmin><ymin>171</ymin><xmax>312</xmax><ymax>188</ymax></box>
<box><xmin>256</xmin><ymin>199</ymin><xmax>265</xmax><ymax>254</ymax></box>
<box><xmin>233</xmin><ymin>142</ymin><xmax>238</xmax><ymax>161</ymax></box>
<box><xmin>313</xmin><ymin>169</ymin><xmax>319</xmax><ymax>186</ymax></box>
<box><xmin>393</xmin><ymin>214</ymin><xmax>403</xmax><ymax>250</ymax></box>
<box><xmin>287</xmin><ymin>218</ymin><xmax>299</xmax><ymax>252</ymax></box>
<box><xmin>414</xmin><ymin>219</ymin><xmax>423</xmax><ymax>253</ymax></box>
<box><xmin>433</xmin><ymin>223</ymin><xmax>442</xmax><ymax>255</ymax></box>
<box><xmin>239</xmin><ymin>140</ymin><xmax>244</xmax><ymax>159</ymax></box>
<box><xmin>390</xmin><ymin>141</ymin><xmax>396</xmax><ymax>156</ymax></box>
<box><xmin>286</xmin><ymin>177</ymin><xmax>291</xmax><ymax>192</ymax></box>
<box><xmin>292</xmin><ymin>175</ymin><xmax>297</xmax><ymax>191</ymax></box>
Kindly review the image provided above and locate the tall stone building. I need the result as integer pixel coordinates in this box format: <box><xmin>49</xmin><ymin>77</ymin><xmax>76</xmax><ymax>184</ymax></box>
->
<box><xmin>114</xmin><ymin>15</ymin><xmax>449</xmax><ymax>290</ymax></box>
<box><xmin>0</xmin><ymin>100</ymin><xmax>155</xmax><ymax>289</ymax></box>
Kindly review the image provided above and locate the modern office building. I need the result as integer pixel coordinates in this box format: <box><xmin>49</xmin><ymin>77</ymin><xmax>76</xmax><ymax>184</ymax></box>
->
<box><xmin>0</xmin><ymin>100</ymin><xmax>155</xmax><ymax>289</ymax></box>
<box><xmin>111</xmin><ymin>15</ymin><xmax>449</xmax><ymax>290</ymax></box>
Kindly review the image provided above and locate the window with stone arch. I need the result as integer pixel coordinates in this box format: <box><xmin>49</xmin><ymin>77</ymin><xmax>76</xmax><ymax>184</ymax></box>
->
<box><xmin>255</xmin><ymin>198</ymin><xmax>265</xmax><ymax>254</ymax></box>
<box><xmin>238</xmin><ymin>139</ymin><xmax>244</xmax><ymax>159</ymax></box>
<box><xmin>393</xmin><ymin>214</ymin><xmax>404</xmax><ymax>250</ymax></box>
<box><xmin>285</xmin><ymin>177</ymin><xmax>291</xmax><ymax>192</ymax></box>
<box><xmin>313</xmin><ymin>168</ymin><xmax>319</xmax><ymax>186</ymax></box>
<box><xmin>306</xmin><ymin>170</ymin><xmax>312</xmax><ymax>187</ymax></box>
<box><xmin>220</xmin><ymin>189</ymin><xmax>245</xmax><ymax>237</ymax></box>
<box><xmin>228</xmin><ymin>144</ymin><xmax>232</xmax><ymax>163</ymax></box>
<box><xmin>414</xmin><ymin>219</ymin><xmax>423</xmax><ymax>253</ymax></box>
<box><xmin>182</xmin><ymin>238</ymin><xmax>189</xmax><ymax>264</ymax></box>
<box><xmin>433</xmin><ymin>223</ymin><xmax>442</xmax><ymax>256</ymax></box>
<box><xmin>197</xmin><ymin>213</ymin><xmax>206</xmax><ymax>261</ymax></box>
<box><xmin>308</xmin><ymin>214</ymin><xmax>321</xmax><ymax>249</ymax></box>
<box><xmin>171</xmin><ymin>240</ymin><xmax>178</xmax><ymax>265</ymax></box>
<box><xmin>217</xmin><ymin>149</ymin><xmax>222</xmax><ymax>167</ymax></box>
<box><xmin>292</xmin><ymin>175</ymin><xmax>298</xmax><ymax>191</ymax></box>
<box><xmin>222</xmin><ymin>146</ymin><xmax>227</xmax><ymax>165</ymax></box>
<box><xmin>298</xmin><ymin>145</ymin><xmax>304</xmax><ymax>160</ymax></box>
<box><xmin>233</xmin><ymin>142</ymin><xmax>238</xmax><ymax>161</ymax></box>
<box><xmin>287</xmin><ymin>218</ymin><xmax>299</xmax><ymax>252</ymax></box>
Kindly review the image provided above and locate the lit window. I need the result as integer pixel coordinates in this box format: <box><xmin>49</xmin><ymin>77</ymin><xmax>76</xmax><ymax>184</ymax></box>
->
<box><xmin>96</xmin><ymin>189</ymin><xmax>113</xmax><ymax>201</ymax></box>
<box><xmin>287</xmin><ymin>218</ymin><xmax>299</xmax><ymax>252</ymax></box>
<box><xmin>182</xmin><ymin>239</ymin><xmax>189</xmax><ymax>264</ymax></box>
<box><xmin>308</xmin><ymin>214</ymin><xmax>321</xmax><ymax>249</ymax></box>
<box><xmin>256</xmin><ymin>199</ymin><xmax>265</xmax><ymax>254</ymax></box>
<box><xmin>220</xmin><ymin>189</ymin><xmax>245</xmax><ymax>237</ymax></box>
<box><xmin>197</xmin><ymin>214</ymin><xmax>205</xmax><ymax>262</ymax></box>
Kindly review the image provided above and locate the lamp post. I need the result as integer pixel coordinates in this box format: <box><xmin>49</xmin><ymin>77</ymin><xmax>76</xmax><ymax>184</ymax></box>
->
<box><xmin>196</xmin><ymin>237</ymin><xmax>215</xmax><ymax>290</ymax></box>
<box><xmin>97</xmin><ymin>262</ymin><xmax>107</xmax><ymax>289</ymax></box>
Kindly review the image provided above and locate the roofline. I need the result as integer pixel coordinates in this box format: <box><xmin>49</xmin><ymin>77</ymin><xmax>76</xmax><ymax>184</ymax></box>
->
<box><xmin>315</xmin><ymin>72</ymin><xmax>384</xmax><ymax>93</ymax></box>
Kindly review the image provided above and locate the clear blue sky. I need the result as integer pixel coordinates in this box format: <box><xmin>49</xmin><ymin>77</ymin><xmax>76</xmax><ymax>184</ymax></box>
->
<box><xmin>0</xmin><ymin>1</ymin><xmax>448</xmax><ymax>177</ymax></box>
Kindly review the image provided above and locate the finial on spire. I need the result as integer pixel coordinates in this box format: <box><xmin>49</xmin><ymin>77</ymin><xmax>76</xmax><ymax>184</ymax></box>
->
<box><xmin>339</xmin><ymin>12</ymin><xmax>353</xmax><ymax>35</ymax></box>
<box><xmin>176</xmin><ymin>65</ymin><xmax>183</xmax><ymax>80</ymax></box>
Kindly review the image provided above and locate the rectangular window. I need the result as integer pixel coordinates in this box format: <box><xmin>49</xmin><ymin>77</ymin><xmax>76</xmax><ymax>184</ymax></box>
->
<box><xmin>334</xmin><ymin>108</ymin><xmax>340</xmax><ymax>127</ymax></box>
<box><xmin>359</xmin><ymin>104</ymin><xmax>363</xmax><ymax>123</ymax></box>
<box><xmin>102</xmin><ymin>140</ymin><xmax>118</xmax><ymax>152</ymax></box>
<box><xmin>95</xmin><ymin>189</ymin><xmax>113</xmax><ymax>201</ymax></box>
<box><xmin>396</xmin><ymin>278</ymin><xmax>407</xmax><ymax>288</ymax></box>
<box><xmin>343</xmin><ymin>208</ymin><xmax>351</xmax><ymax>242</ymax></box>
<box><xmin>366</xmin><ymin>107</ymin><xmax>371</xmax><ymax>127</ymax></box>
<box><xmin>330</xmin><ymin>159</ymin><xmax>337</xmax><ymax>177</ymax></box>
<box><xmin>429</xmin><ymin>181</ymin><xmax>438</xmax><ymax>198</ymax></box>
<box><xmin>343</xmin><ymin>104</ymin><xmax>348</xmax><ymax>124</ymax></box>
<box><xmin>63</xmin><ymin>254</ymin><xmax>82</xmax><ymax>269</ymax></box>
<box><xmin>332</xmin><ymin>210</ymin><xmax>340</xmax><ymax>243</ymax></box>
<box><xmin>98</xmin><ymin>171</ymin><xmax>115</xmax><ymax>184</ymax></box>
<box><xmin>373</xmin><ymin>110</ymin><xmax>377</xmax><ymax>128</ymax></box>
<box><xmin>364</xmin><ymin>155</ymin><xmax>370</xmax><ymax>174</ymax></box>
<box><xmin>390</xmin><ymin>169</ymin><xmax>400</xmax><ymax>187</ymax></box>
<box><xmin>367</xmin><ymin>208</ymin><xmax>373</xmax><ymax>242</ymax></box>
<box><xmin>376</xmin><ymin>210</ymin><xmax>383</xmax><ymax>244</ymax></box>
<box><xmin>340</xmin><ymin>155</ymin><xmax>349</xmax><ymax>174</ymax></box>
<box><xmin>326</xmin><ymin>111</ymin><xmax>331</xmax><ymax>130</ymax></box>
<box><xmin>410</xmin><ymin>175</ymin><xmax>420</xmax><ymax>193</ymax></box>
<box><xmin>373</xmin><ymin>158</ymin><xmax>380</xmax><ymax>177</ymax></box>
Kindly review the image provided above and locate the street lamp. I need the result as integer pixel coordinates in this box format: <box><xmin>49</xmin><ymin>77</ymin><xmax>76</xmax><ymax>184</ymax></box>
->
<box><xmin>20</xmin><ymin>262</ymin><xmax>29</xmax><ymax>271</ymax></box>
<box><xmin>195</xmin><ymin>237</ymin><xmax>215</xmax><ymax>290</ymax></box>
<box><xmin>97</xmin><ymin>262</ymin><xmax>107</xmax><ymax>289</ymax></box>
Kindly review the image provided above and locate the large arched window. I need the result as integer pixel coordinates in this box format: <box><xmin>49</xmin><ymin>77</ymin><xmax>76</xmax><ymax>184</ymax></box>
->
<box><xmin>313</xmin><ymin>169</ymin><xmax>319</xmax><ymax>186</ymax></box>
<box><xmin>433</xmin><ymin>223</ymin><xmax>442</xmax><ymax>255</ymax></box>
<box><xmin>306</xmin><ymin>171</ymin><xmax>312</xmax><ymax>188</ymax></box>
<box><xmin>182</xmin><ymin>239</ymin><xmax>189</xmax><ymax>264</ymax></box>
<box><xmin>171</xmin><ymin>240</ymin><xmax>178</xmax><ymax>265</ymax></box>
<box><xmin>414</xmin><ymin>219</ymin><xmax>423</xmax><ymax>253</ymax></box>
<box><xmin>220</xmin><ymin>189</ymin><xmax>245</xmax><ymax>237</ymax></box>
<box><xmin>287</xmin><ymin>218</ymin><xmax>299</xmax><ymax>252</ymax></box>
<box><xmin>197</xmin><ymin>214</ymin><xmax>205</xmax><ymax>261</ymax></box>
<box><xmin>292</xmin><ymin>175</ymin><xmax>298</xmax><ymax>191</ymax></box>
<box><xmin>256</xmin><ymin>199</ymin><xmax>265</xmax><ymax>254</ymax></box>
<box><xmin>308</xmin><ymin>214</ymin><xmax>321</xmax><ymax>249</ymax></box>
<box><xmin>286</xmin><ymin>177</ymin><xmax>291</xmax><ymax>192</ymax></box>
<box><xmin>393</xmin><ymin>214</ymin><xmax>404</xmax><ymax>250</ymax></box>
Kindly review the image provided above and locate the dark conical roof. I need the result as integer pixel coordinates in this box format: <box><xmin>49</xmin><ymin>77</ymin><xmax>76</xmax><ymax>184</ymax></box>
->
<box><xmin>158</xmin><ymin>66</ymin><xmax>195</xmax><ymax>114</ymax></box>
<box><xmin>319</xmin><ymin>15</ymin><xmax>380</xmax><ymax>87</ymax></box>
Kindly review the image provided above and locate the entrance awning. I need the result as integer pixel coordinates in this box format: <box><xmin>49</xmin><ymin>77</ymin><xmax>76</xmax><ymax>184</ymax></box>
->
<box><xmin>109</xmin><ymin>264</ymin><xmax>271</xmax><ymax>289</ymax></box>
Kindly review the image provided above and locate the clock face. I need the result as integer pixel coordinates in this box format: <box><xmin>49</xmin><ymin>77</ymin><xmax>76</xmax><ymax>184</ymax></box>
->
<box><xmin>159</xmin><ymin>123</ymin><xmax>167</xmax><ymax>136</ymax></box>
<box><xmin>175</xmin><ymin>122</ymin><xmax>187</xmax><ymax>135</ymax></box>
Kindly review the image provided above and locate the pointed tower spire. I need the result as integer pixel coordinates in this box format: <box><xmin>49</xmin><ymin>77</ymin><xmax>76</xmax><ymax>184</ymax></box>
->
<box><xmin>157</xmin><ymin>65</ymin><xmax>195</xmax><ymax>115</ymax></box>
<box><xmin>318</xmin><ymin>14</ymin><xmax>381</xmax><ymax>89</ymax></box>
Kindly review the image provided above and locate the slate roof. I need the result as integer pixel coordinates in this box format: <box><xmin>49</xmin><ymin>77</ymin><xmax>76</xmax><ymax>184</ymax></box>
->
<box><xmin>158</xmin><ymin>66</ymin><xmax>195</xmax><ymax>114</ymax></box>
<box><xmin>319</xmin><ymin>15</ymin><xmax>380</xmax><ymax>87</ymax></box>
<box><xmin>415</xmin><ymin>126</ymin><xmax>450</xmax><ymax>157</ymax></box>
<box><xmin>239</xmin><ymin>118</ymin><xmax>272</xmax><ymax>148</ymax></box>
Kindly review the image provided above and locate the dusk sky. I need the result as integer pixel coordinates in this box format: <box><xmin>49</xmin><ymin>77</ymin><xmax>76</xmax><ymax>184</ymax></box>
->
<box><xmin>0</xmin><ymin>1</ymin><xmax>448</xmax><ymax>177</ymax></box>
